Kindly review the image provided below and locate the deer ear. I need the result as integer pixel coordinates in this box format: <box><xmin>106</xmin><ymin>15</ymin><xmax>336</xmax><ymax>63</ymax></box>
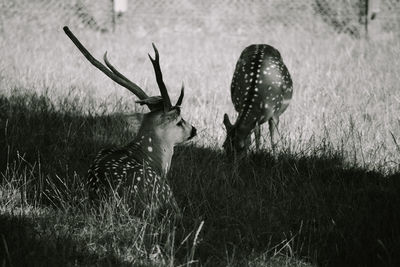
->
<box><xmin>223</xmin><ymin>113</ymin><xmax>233</xmax><ymax>131</ymax></box>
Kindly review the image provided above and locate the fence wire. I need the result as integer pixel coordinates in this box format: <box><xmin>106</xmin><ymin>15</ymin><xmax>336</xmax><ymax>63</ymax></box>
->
<box><xmin>1</xmin><ymin>0</ymin><xmax>399</xmax><ymax>38</ymax></box>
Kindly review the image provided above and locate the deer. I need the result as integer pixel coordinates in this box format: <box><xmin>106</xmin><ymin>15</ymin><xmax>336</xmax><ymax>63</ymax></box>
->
<box><xmin>63</xmin><ymin>26</ymin><xmax>197</xmax><ymax>216</ymax></box>
<box><xmin>223</xmin><ymin>44</ymin><xmax>293</xmax><ymax>156</ymax></box>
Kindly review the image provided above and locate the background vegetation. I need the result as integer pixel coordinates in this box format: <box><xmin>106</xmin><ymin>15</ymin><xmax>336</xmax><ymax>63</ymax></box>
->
<box><xmin>0</xmin><ymin>0</ymin><xmax>399</xmax><ymax>266</ymax></box>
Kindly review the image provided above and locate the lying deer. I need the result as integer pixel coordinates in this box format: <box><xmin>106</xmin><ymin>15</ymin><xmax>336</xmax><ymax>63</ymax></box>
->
<box><xmin>63</xmin><ymin>26</ymin><xmax>196</xmax><ymax>215</ymax></box>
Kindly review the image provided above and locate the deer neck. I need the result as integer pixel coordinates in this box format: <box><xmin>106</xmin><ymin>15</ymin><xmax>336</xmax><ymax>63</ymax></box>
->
<box><xmin>126</xmin><ymin>130</ymin><xmax>174</xmax><ymax>177</ymax></box>
<box><xmin>232</xmin><ymin>116</ymin><xmax>254</xmax><ymax>140</ymax></box>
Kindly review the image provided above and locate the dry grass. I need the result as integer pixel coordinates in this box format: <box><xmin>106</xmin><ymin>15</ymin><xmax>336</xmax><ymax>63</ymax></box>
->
<box><xmin>0</xmin><ymin>1</ymin><xmax>399</xmax><ymax>266</ymax></box>
<box><xmin>1</xmin><ymin>2</ymin><xmax>399</xmax><ymax>171</ymax></box>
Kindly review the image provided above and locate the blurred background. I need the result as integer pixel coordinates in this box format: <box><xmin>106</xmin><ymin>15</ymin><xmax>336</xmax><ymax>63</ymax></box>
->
<box><xmin>2</xmin><ymin>0</ymin><xmax>399</xmax><ymax>38</ymax></box>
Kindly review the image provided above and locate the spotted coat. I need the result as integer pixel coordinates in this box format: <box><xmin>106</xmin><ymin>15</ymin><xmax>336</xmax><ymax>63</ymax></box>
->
<box><xmin>87</xmin><ymin>140</ymin><xmax>176</xmax><ymax>214</ymax></box>
<box><xmin>231</xmin><ymin>44</ymin><xmax>293</xmax><ymax>128</ymax></box>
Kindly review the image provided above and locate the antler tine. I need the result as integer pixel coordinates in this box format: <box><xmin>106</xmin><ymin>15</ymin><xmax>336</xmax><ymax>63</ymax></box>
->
<box><xmin>175</xmin><ymin>82</ymin><xmax>184</xmax><ymax>107</ymax></box>
<box><xmin>63</xmin><ymin>26</ymin><xmax>148</xmax><ymax>100</ymax></box>
<box><xmin>148</xmin><ymin>43</ymin><xmax>172</xmax><ymax>112</ymax></box>
<box><xmin>103</xmin><ymin>52</ymin><xmax>148</xmax><ymax>99</ymax></box>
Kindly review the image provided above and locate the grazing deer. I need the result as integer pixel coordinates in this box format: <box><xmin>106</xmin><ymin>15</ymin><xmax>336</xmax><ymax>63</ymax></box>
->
<box><xmin>223</xmin><ymin>44</ymin><xmax>293</xmax><ymax>155</ymax></box>
<box><xmin>63</xmin><ymin>26</ymin><xmax>196</xmax><ymax>215</ymax></box>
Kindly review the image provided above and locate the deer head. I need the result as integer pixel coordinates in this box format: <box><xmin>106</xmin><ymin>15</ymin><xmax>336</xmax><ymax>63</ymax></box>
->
<box><xmin>223</xmin><ymin>114</ymin><xmax>251</xmax><ymax>155</ymax></box>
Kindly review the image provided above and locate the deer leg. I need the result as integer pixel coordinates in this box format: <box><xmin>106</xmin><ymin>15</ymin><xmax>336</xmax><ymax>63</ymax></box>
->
<box><xmin>254</xmin><ymin>122</ymin><xmax>261</xmax><ymax>151</ymax></box>
<box><xmin>244</xmin><ymin>135</ymin><xmax>252</xmax><ymax>153</ymax></box>
<box><xmin>268</xmin><ymin>117</ymin><xmax>279</xmax><ymax>156</ymax></box>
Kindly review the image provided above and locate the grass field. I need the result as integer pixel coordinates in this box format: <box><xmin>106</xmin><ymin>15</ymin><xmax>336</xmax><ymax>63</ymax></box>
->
<box><xmin>1</xmin><ymin>1</ymin><xmax>400</xmax><ymax>266</ymax></box>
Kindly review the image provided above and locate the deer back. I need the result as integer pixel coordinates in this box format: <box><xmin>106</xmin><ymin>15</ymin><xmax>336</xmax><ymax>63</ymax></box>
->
<box><xmin>231</xmin><ymin>44</ymin><xmax>293</xmax><ymax>128</ymax></box>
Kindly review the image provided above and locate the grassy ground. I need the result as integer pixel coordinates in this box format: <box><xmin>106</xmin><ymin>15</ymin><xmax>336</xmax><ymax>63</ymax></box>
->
<box><xmin>1</xmin><ymin>1</ymin><xmax>400</xmax><ymax>266</ymax></box>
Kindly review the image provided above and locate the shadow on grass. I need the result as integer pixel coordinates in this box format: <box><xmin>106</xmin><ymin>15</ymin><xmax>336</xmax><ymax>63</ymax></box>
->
<box><xmin>0</xmin><ymin>212</ymin><xmax>129</xmax><ymax>266</ymax></box>
<box><xmin>171</xmin><ymin>145</ymin><xmax>400</xmax><ymax>266</ymax></box>
<box><xmin>0</xmin><ymin>92</ymin><xmax>143</xmax><ymax>177</ymax></box>
<box><xmin>1</xmin><ymin>93</ymin><xmax>399</xmax><ymax>266</ymax></box>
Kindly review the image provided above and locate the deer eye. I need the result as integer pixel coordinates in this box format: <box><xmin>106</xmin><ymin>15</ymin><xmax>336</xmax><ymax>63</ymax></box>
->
<box><xmin>176</xmin><ymin>119</ymin><xmax>184</xmax><ymax>126</ymax></box>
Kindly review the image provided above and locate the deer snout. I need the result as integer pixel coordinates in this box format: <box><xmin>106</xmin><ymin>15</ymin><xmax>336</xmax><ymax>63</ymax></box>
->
<box><xmin>189</xmin><ymin>126</ymin><xmax>197</xmax><ymax>140</ymax></box>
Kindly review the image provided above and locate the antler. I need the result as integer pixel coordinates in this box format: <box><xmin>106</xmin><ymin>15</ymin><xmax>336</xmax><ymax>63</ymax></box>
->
<box><xmin>148</xmin><ymin>43</ymin><xmax>172</xmax><ymax>112</ymax></box>
<box><xmin>175</xmin><ymin>83</ymin><xmax>184</xmax><ymax>107</ymax></box>
<box><xmin>63</xmin><ymin>26</ymin><xmax>148</xmax><ymax>100</ymax></box>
